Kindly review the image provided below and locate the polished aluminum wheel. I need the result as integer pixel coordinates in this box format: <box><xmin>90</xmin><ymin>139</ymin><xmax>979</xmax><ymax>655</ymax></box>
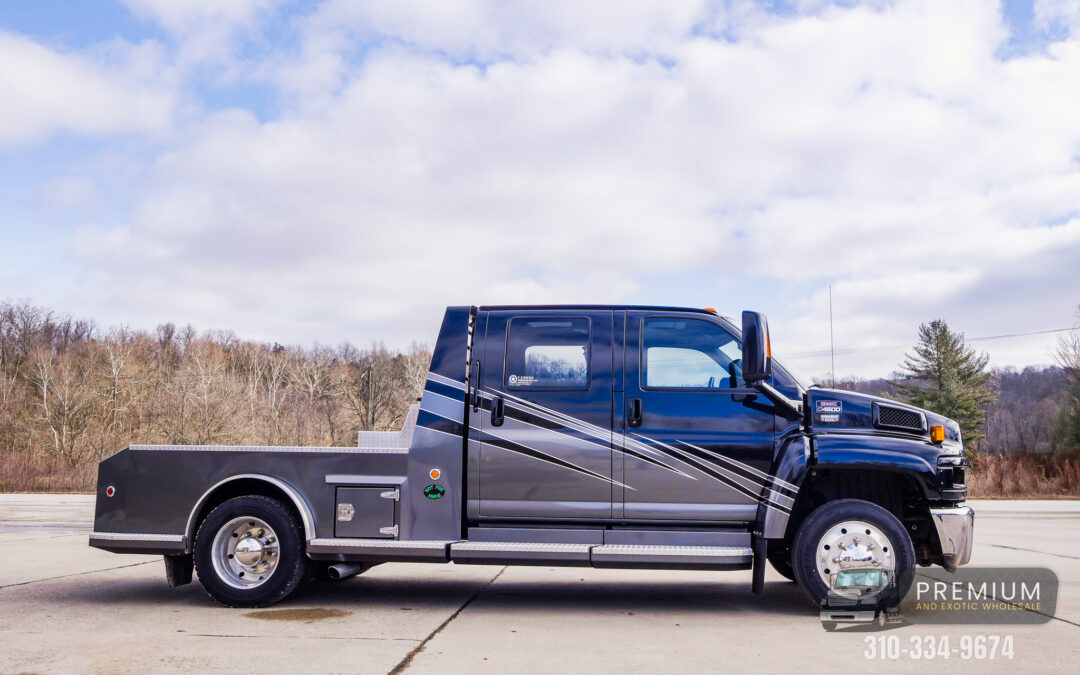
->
<box><xmin>211</xmin><ymin>516</ymin><xmax>280</xmax><ymax>589</ymax></box>
<box><xmin>814</xmin><ymin>519</ymin><xmax>895</xmax><ymax>587</ymax></box>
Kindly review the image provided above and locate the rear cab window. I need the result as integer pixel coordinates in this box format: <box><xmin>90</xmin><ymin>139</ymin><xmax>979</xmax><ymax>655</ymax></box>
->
<box><xmin>504</xmin><ymin>316</ymin><xmax>591</xmax><ymax>389</ymax></box>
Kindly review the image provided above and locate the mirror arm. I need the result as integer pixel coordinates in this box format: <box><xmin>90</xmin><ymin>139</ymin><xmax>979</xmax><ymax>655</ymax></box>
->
<box><xmin>751</xmin><ymin>380</ymin><xmax>803</xmax><ymax>421</ymax></box>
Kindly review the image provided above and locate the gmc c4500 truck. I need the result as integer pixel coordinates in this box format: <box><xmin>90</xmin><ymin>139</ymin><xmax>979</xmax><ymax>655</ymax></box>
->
<box><xmin>91</xmin><ymin>306</ymin><xmax>973</xmax><ymax>608</ymax></box>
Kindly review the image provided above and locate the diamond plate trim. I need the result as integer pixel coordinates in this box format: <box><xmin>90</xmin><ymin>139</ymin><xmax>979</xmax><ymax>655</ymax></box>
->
<box><xmin>127</xmin><ymin>444</ymin><xmax>408</xmax><ymax>455</ymax></box>
<box><xmin>90</xmin><ymin>532</ymin><xmax>185</xmax><ymax>543</ymax></box>
<box><xmin>308</xmin><ymin>538</ymin><xmax>454</xmax><ymax>550</ymax></box>
<box><xmin>451</xmin><ymin>542</ymin><xmax>593</xmax><ymax>553</ymax></box>
<box><xmin>592</xmin><ymin>545</ymin><xmax>752</xmax><ymax>557</ymax></box>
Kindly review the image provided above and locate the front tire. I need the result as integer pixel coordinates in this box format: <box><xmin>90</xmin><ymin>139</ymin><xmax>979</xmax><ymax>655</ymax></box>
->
<box><xmin>194</xmin><ymin>495</ymin><xmax>308</xmax><ymax>607</ymax></box>
<box><xmin>791</xmin><ymin>499</ymin><xmax>914</xmax><ymax>607</ymax></box>
<box><xmin>767</xmin><ymin>554</ymin><xmax>797</xmax><ymax>582</ymax></box>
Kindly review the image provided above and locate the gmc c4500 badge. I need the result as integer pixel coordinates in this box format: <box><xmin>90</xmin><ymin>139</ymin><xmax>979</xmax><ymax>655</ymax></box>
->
<box><xmin>816</xmin><ymin>400</ymin><xmax>842</xmax><ymax>423</ymax></box>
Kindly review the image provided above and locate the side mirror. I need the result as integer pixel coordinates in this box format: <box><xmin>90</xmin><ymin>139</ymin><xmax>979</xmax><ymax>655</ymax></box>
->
<box><xmin>741</xmin><ymin>311</ymin><xmax>772</xmax><ymax>384</ymax></box>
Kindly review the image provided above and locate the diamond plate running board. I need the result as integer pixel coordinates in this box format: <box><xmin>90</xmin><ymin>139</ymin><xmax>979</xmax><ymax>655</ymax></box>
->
<box><xmin>307</xmin><ymin>538</ymin><xmax>455</xmax><ymax>561</ymax></box>
<box><xmin>451</xmin><ymin>541</ymin><xmax>593</xmax><ymax>566</ymax></box>
<box><xmin>590</xmin><ymin>545</ymin><xmax>753</xmax><ymax>570</ymax></box>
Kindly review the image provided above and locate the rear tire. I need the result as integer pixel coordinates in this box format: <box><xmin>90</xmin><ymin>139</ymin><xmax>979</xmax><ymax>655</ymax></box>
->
<box><xmin>194</xmin><ymin>495</ymin><xmax>308</xmax><ymax>608</ymax></box>
<box><xmin>791</xmin><ymin>498</ymin><xmax>914</xmax><ymax>607</ymax></box>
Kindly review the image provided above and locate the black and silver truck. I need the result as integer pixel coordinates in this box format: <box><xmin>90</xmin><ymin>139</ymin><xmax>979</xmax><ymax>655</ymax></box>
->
<box><xmin>90</xmin><ymin>305</ymin><xmax>973</xmax><ymax>608</ymax></box>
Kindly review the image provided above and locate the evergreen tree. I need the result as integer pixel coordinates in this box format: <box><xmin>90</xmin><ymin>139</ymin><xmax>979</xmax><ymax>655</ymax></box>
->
<box><xmin>893</xmin><ymin>319</ymin><xmax>996</xmax><ymax>448</ymax></box>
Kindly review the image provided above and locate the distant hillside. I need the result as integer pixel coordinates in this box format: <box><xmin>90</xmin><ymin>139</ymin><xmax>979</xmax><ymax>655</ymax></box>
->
<box><xmin>826</xmin><ymin>366</ymin><xmax>1071</xmax><ymax>456</ymax></box>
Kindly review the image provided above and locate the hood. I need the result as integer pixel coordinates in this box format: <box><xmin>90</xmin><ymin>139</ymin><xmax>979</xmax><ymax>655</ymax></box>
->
<box><xmin>806</xmin><ymin>388</ymin><xmax>963</xmax><ymax>454</ymax></box>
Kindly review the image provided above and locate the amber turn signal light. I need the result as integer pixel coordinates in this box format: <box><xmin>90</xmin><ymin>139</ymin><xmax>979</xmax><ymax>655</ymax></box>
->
<box><xmin>930</xmin><ymin>425</ymin><xmax>945</xmax><ymax>443</ymax></box>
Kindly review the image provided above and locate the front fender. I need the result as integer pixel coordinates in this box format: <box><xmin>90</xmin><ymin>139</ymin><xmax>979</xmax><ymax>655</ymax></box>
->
<box><xmin>760</xmin><ymin>432</ymin><xmax>811</xmax><ymax>539</ymax></box>
<box><xmin>812</xmin><ymin>433</ymin><xmax>942</xmax><ymax>499</ymax></box>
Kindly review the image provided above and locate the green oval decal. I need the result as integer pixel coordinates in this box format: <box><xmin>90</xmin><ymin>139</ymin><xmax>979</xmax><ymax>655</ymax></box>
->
<box><xmin>424</xmin><ymin>484</ymin><xmax>445</xmax><ymax>500</ymax></box>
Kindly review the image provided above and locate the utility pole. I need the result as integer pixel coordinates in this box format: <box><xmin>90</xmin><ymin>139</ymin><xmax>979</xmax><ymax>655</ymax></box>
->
<box><xmin>829</xmin><ymin>284</ymin><xmax>836</xmax><ymax>386</ymax></box>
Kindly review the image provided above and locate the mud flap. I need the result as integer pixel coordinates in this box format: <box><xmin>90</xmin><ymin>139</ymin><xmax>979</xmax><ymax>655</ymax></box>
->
<box><xmin>751</xmin><ymin>535</ymin><xmax>767</xmax><ymax>595</ymax></box>
<box><xmin>164</xmin><ymin>554</ymin><xmax>194</xmax><ymax>587</ymax></box>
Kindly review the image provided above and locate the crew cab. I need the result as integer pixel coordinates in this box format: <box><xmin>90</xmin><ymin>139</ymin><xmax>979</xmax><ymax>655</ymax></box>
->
<box><xmin>90</xmin><ymin>305</ymin><xmax>974</xmax><ymax>607</ymax></box>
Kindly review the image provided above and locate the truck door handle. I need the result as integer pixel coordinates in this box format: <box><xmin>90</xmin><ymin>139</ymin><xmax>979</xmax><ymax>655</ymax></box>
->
<box><xmin>628</xmin><ymin>398</ymin><xmax>643</xmax><ymax>428</ymax></box>
<box><xmin>491</xmin><ymin>396</ymin><xmax>505</xmax><ymax>427</ymax></box>
<box><xmin>470</xmin><ymin>360</ymin><xmax>482</xmax><ymax>412</ymax></box>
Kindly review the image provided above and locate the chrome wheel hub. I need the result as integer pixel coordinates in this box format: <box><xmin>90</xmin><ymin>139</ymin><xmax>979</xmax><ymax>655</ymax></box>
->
<box><xmin>211</xmin><ymin>517</ymin><xmax>279</xmax><ymax>589</ymax></box>
<box><xmin>815</xmin><ymin>520</ymin><xmax>895</xmax><ymax>588</ymax></box>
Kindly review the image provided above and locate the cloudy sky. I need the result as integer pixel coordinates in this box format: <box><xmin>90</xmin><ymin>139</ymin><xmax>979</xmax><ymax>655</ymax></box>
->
<box><xmin>1</xmin><ymin>0</ymin><xmax>1078</xmax><ymax>380</ymax></box>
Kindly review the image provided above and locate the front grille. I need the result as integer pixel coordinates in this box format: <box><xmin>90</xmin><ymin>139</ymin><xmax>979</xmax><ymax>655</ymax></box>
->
<box><xmin>875</xmin><ymin>404</ymin><xmax>925</xmax><ymax>431</ymax></box>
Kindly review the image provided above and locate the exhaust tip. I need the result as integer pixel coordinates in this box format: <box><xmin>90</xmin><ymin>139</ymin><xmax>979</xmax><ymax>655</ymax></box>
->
<box><xmin>325</xmin><ymin>562</ymin><xmax>366</xmax><ymax>581</ymax></box>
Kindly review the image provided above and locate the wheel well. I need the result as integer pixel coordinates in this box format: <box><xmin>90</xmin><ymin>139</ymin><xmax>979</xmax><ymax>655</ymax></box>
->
<box><xmin>777</xmin><ymin>468</ymin><xmax>935</xmax><ymax>562</ymax></box>
<box><xmin>187</xmin><ymin>477</ymin><xmax>309</xmax><ymax>549</ymax></box>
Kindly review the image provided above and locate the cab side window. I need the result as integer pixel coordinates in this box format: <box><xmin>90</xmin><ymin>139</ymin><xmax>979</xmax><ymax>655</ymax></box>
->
<box><xmin>505</xmin><ymin>316</ymin><xmax>590</xmax><ymax>389</ymax></box>
<box><xmin>643</xmin><ymin>317</ymin><xmax>744</xmax><ymax>390</ymax></box>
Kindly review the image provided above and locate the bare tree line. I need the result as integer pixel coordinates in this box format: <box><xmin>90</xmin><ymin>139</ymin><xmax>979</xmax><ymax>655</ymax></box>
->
<box><xmin>2</xmin><ymin>299</ymin><xmax>1077</xmax><ymax>494</ymax></box>
<box><xmin>0</xmin><ymin>300</ymin><xmax>429</xmax><ymax>490</ymax></box>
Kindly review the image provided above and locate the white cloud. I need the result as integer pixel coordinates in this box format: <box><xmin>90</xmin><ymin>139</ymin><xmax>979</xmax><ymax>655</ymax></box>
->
<box><xmin>119</xmin><ymin>0</ymin><xmax>279</xmax><ymax>62</ymax></box>
<box><xmin>1035</xmin><ymin>0</ymin><xmax>1080</xmax><ymax>32</ymax></box>
<box><xmin>307</xmin><ymin>0</ymin><xmax>712</xmax><ymax>59</ymax></box>
<box><xmin>0</xmin><ymin>32</ymin><xmax>174</xmax><ymax>145</ymax></box>
<box><xmin>4</xmin><ymin>0</ymin><xmax>1080</xmax><ymax>378</ymax></box>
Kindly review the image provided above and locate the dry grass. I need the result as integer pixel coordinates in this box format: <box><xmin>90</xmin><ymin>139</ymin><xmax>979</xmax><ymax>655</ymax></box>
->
<box><xmin>0</xmin><ymin>454</ymin><xmax>95</xmax><ymax>493</ymax></box>
<box><xmin>967</xmin><ymin>452</ymin><xmax>1080</xmax><ymax>498</ymax></box>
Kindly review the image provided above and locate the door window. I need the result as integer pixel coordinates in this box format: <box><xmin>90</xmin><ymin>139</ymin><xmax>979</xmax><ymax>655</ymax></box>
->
<box><xmin>642</xmin><ymin>318</ymin><xmax>743</xmax><ymax>389</ymax></box>
<box><xmin>504</xmin><ymin>316</ymin><xmax>590</xmax><ymax>389</ymax></box>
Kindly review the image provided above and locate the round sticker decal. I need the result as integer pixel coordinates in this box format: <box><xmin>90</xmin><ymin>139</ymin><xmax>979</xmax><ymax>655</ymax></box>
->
<box><xmin>424</xmin><ymin>484</ymin><xmax>445</xmax><ymax>500</ymax></box>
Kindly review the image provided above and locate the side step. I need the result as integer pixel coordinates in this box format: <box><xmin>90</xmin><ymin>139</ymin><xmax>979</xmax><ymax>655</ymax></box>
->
<box><xmin>451</xmin><ymin>541</ymin><xmax>593</xmax><ymax>566</ymax></box>
<box><xmin>446</xmin><ymin>541</ymin><xmax>752</xmax><ymax>570</ymax></box>
<box><xmin>307</xmin><ymin>538</ymin><xmax>454</xmax><ymax>561</ymax></box>
<box><xmin>591</xmin><ymin>545</ymin><xmax>753</xmax><ymax>570</ymax></box>
<box><xmin>308</xmin><ymin>539</ymin><xmax>754</xmax><ymax>571</ymax></box>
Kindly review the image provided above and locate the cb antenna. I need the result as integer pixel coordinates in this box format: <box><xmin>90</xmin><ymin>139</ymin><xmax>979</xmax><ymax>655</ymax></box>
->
<box><xmin>829</xmin><ymin>284</ymin><xmax>836</xmax><ymax>386</ymax></box>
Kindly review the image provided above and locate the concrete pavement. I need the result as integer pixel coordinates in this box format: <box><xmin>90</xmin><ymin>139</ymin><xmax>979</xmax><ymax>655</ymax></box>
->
<box><xmin>1</xmin><ymin>496</ymin><xmax>1077</xmax><ymax>673</ymax></box>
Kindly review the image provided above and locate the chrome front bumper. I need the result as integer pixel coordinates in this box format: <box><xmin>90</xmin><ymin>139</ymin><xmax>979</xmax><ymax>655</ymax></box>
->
<box><xmin>929</xmin><ymin>505</ymin><xmax>974</xmax><ymax>571</ymax></box>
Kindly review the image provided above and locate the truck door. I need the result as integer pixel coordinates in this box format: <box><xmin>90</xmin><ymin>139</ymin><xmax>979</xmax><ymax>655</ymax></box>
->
<box><xmin>620</xmin><ymin>311</ymin><xmax>776</xmax><ymax>521</ymax></box>
<box><xmin>475</xmin><ymin>309</ymin><xmax>614</xmax><ymax>519</ymax></box>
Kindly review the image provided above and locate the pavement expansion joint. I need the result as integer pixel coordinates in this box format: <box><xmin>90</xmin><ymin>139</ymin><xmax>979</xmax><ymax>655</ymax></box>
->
<box><xmin>390</xmin><ymin>565</ymin><xmax>507</xmax><ymax>674</ymax></box>
<box><xmin>0</xmin><ymin>559</ymin><xmax>157</xmax><ymax>590</ymax></box>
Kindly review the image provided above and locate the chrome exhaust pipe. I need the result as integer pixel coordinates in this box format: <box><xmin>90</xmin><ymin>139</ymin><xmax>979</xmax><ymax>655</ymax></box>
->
<box><xmin>326</xmin><ymin>563</ymin><xmax>367</xmax><ymax>581</ymax></box>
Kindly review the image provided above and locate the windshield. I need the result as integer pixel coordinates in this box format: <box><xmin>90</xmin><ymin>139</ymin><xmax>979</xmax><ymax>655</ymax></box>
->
<box><xmin>773</xmin><ymin>354</ymin><xmax>813</xmax><ymax>391</ymax></box>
